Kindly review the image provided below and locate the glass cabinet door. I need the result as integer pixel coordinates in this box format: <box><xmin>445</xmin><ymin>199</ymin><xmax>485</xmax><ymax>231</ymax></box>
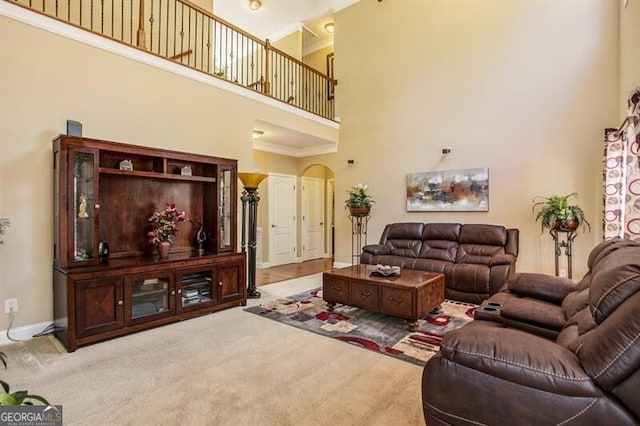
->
<box><xmin>125</xmin><ymin>273</ymin><xmax>173</xmax><ymax>325</ymax></box>
<box><xmin>218</xmin><ymin>167</ymin><xmax>234</xmax><ymax>251</ymax></box>
<box><xmin>70</xmin><ymin>148</ymin><xmax>99</xmax><ymax>266</ymax></box>
<box><xmin>176</xmin><ymin>267</ymin><xmax>216</xmax><ymax>312</ymax></box>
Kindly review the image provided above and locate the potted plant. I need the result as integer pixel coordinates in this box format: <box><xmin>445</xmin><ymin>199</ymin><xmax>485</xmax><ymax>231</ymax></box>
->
<box><xmin>147</xmin><ymin>203</ymin><xmax>188</xmax><ymax>257</ymax></box>
<box><xmin>345</xmin><ymin>183</ymin><xmax>375</xmax><ymax>216</ymax></box>
<box><xmin>0</xmin><ymin>218</ymin><xmax>9</xmax><ymax>245</ymax></box>
<box><xmin>532</xmin><ymin>192</ymin><xmax>591</xmax><ymax>232</ymax></box>
<box><xmin>1</xmin><ymin>351</ymin><xmax>49</xmax><ymax>405</ymax></box>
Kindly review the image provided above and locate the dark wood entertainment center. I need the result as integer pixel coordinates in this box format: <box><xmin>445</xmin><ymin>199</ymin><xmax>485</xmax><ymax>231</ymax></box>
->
<box><xmin>52</xmin><ymin>135</ymin><xmax>246</xmax><ymax>351</ymax></box>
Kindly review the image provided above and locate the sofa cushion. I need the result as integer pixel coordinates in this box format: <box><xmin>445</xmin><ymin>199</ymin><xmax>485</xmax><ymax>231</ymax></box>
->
<box><xmin>418</xmin><ymin>240</ymin><xmax>458</xmax><ymax>262</ymax></box>
<box><xmin>384</xmin><ymin>222</ymin><xmax>424</xmax><ymax>240</ymax></box>
<box><xmin>422</xmin><ymin>223</ymin><xmax>461</xmax><ymax>240</ymax></box>
<box><xmin>382</xmin><ymin>223</ymin><xmax>424</xmax><ymax>258</ymax></box>
<box><xmin>386</xmin><ymin>240</ymin><xmax>422</xmax><ymax>258</ymax></box>
<box><xmin>459</xmin><ymin>224</ymin><xmax>507</xmax><ymax>246</ymax></box>
<box><xmin>456</xmin><ymin>244</ymin><xmax>506</xmax><ymax>265</ymax></box>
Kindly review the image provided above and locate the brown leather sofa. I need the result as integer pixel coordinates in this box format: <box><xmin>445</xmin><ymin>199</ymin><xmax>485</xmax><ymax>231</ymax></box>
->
<box><xmin>360</xmin><ymin>223</ymin><xmax>519</xmax><ymax>303</ymax></box>
<box><xmin>421</xmin><ymin>238</ymin><xmax>640</xmax><ymax>425</ymax></box>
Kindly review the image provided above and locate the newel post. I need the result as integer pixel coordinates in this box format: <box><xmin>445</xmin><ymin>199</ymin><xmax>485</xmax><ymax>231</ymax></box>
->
<box><xmin>136</xmin><ymin>0</ymin><xmax>146</xmax><ymax>49</ymax></box>
<box><xmin>263</xmin><ymin>39</ymin><xmax>271</xmax><ymax>95</ymax></box>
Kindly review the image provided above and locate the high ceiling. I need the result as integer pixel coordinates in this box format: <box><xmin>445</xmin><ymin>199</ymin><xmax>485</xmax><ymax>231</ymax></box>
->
<box><xmin>213</xmin><ymin>0</ymin><xmax>351</xmax><ymax>55</ymax></box>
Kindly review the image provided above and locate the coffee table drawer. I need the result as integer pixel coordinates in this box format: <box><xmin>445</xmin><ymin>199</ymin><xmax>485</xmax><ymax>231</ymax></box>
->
<box><xmin>350</xmin><ymin>281</ymin><xmax>379</xmax><ymax>311</ymax></box>
<box><xmin>323</xmin><ymin>276</ymin><xmax>350</xmax><ymax>305</ymax></box>
<box><xmin>381</xmin><ymin>287</ymin><xmax>414</xmax><ymax>318</ymax></box>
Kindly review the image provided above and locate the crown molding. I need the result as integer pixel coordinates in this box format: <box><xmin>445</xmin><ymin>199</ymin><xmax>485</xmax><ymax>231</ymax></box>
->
<box><xmin>252</xmin><ymin>140</ymin><xmax>337</xmax><ymax>157</ymax></box>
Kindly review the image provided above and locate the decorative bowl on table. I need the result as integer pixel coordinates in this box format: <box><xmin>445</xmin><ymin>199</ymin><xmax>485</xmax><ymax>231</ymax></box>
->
<box><xmin>372</xmin><ymin>264</ymin><xmax>401</xmax><ymax>276</ymax></box>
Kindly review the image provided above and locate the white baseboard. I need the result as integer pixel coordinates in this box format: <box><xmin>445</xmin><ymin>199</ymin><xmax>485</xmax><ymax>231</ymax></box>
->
<box><xmin>333</xmin><ymin>261</ymin><xmax>351</xmax><ymax>269</ymax></box>
<box><xmin>0</xmin><ymin>320</ymin><xmax>53</xmax><ymax>345</ymax></box>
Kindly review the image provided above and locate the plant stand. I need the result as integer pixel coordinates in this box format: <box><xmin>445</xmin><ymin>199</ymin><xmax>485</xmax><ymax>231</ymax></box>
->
<box><xmin>350</xmin><ymin>213</ymin><xmax>370</xmax><ymax>265</ymax></box>
<box><xmin>550</xmin><ymin>229</ymin><xmax>576</xmax><ymax>279</ymax></box>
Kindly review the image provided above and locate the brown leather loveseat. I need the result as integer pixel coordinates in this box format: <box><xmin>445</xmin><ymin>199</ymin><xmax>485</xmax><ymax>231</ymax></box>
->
<box><xmin>422</xmin><ymin>238</ymin><xmax>640</xmax><ymax>425</ymax></box>
<box><xmin>360</xmin><ymin>223</ymin><xmax>519</xmax><ymax>303</ymax></box>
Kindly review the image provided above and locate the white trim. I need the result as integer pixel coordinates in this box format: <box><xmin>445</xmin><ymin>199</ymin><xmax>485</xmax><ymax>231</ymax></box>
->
<box><xmin>0</xmin><ymin>2</ymin><xmax>339</xmax><ymax>129</ymax></box>
<box><xmin>0</xmin><ymin>321</ymin><xmax>52</xmax><ymax>345</ymax></box>
<box><xmin>333</xmin><ymin>261</ymin><xmax>350</xmax><ymax>269</ymax></box>
<box><xmin>253</xmin><ymin>140</ymin><xmax>337</xmax><ymax>157</ymax></box>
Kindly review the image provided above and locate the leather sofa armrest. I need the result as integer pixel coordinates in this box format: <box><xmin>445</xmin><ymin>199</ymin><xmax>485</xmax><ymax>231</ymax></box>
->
<box><xmin>361</xmin><ymin>244</ymin><xmax>390</xmax><ymax>256</ymax></box>
<box><xmin>439</xmin><ymin>321</ymin><xmax>600</xmax><ymax>396</ymax></box>
<box><xmin>507</xmin><ymin>273</ymin><xmax>577</xmax><ymax>304</ymax></box>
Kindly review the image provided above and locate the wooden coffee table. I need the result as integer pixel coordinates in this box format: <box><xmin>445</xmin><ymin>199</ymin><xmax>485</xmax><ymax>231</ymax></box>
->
<box><xmin>322</xmin><ymin>264</ymin><xmax>445</xmax><ymax>331</ymax></box>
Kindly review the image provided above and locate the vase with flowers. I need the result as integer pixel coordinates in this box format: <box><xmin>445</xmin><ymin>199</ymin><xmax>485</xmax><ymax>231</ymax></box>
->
<box><xmin>147</xmin><ymin>203</ymin><xmax>188</xmax><ymax>258</ymax></box>
<box><xmin>345</xmin><ymin>183</ymin><xmax>375</xmax><ymax>216</ymax></box>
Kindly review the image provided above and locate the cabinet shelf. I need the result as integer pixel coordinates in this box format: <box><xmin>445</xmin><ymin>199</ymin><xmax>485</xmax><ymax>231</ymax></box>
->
<box><xmin>132</xmin><ymin>288</ymin><xmax>167</xmax><ymax>298</ymax></box>
<box><xmin>99</xmin><ymin>168</ymin><xmax>217</xmax><ymax>183</ymax></box>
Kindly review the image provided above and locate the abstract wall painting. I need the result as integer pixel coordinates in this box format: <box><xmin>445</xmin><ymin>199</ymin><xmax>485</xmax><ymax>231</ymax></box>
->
<box><xmin>406</xmin><ymin>168</ymin><xmax>489</xmax><ymax>212</ymax></box>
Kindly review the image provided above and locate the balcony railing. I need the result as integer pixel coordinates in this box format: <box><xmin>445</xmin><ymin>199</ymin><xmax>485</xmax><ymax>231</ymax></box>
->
<box><xmin>8</xmin><ymin>0</ymin><xmax>336</xmax><ymax>121</ymax></box>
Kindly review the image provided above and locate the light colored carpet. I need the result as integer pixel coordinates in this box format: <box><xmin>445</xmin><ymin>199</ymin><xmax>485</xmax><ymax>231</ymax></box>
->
<box><xmin>0</xmin><ymin>273</ymin><xmax>426</xmax><ymax>426</ymax></box>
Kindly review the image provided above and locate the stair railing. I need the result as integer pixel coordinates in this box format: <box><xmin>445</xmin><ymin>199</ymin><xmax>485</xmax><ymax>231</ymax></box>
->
<box><xmin>6</xmin><ymin>0</ymin><xmax>335</xmax><ymax>121</ymax></box>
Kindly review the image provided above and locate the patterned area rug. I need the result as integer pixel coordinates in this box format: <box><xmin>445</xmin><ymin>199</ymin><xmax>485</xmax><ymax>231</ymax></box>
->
<box><xmin>244</xmin><ymin>288</ymin><xmax>476</xmax><ymax>366</ymax></box>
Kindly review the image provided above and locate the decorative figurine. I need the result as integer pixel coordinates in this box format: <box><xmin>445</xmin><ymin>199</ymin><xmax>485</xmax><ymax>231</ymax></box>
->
<box><xmin>196</xmin><ymin>221</ymin><xmax>207</xmax><ymax>255</ymax></box>
<box><xmin>119</xmin><ymin>159</ymin><xmax>133</xmax><ymax>171</ymax></box>
<box><xmin>78</xmin><ymin>192</ymin><xmax>89</xmax><ymax>218</ymax></box>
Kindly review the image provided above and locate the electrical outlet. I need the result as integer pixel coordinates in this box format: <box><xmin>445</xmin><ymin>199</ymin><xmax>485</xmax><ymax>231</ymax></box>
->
<box><xmin>559</xmin><ymin>269</ymin><xmax>567</xmax><ymax>278</ymax></box>
<box><xmin>4</xmin><ymin>298</ymin><xmax>18</xmax><ymax>314</ymax></box>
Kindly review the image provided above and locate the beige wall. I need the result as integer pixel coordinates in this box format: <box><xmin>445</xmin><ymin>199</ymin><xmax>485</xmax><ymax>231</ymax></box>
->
<box><xmin>0</xmin><ymin>14</ymin><xmax>336</xmax><ymax>329</ymax></box>
<box><xmin>620</xmin><ymin>0</ymin><xmax>640</xmax><ymax>116</ymax></box>
<box><xmin>272</xmin><ymin>30</ymin><xmax>303</xmax><ymax>61</ymax></box>
<box><xmin>302</xmin><ymin>0</ymin><xmax>620</xmax><ymax>277</ymax></box>
<box><xmin>303</xmin><ymin>45</ymin><xmax>334</xmax><ymax>75</ymax></box>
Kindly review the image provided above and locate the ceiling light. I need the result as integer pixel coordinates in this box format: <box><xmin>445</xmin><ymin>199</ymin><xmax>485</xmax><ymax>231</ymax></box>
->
<box><xmin>252</xmin><ymin>130</ymin><xmax>264</xmax><ymax>140</ymax></box>
<box><xmin>324</xmin><ymin>22</ymin><xmax>335</xmax><ymax>33</ymax></box>
<box><xmin>249</xmin><ymin>0</ymin><xmax>262</xmax><ymax>11</ymax></box>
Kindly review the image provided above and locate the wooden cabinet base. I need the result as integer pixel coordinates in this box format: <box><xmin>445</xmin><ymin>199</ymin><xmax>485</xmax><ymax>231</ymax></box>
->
<box><xmin>54</xmin><ymin>253</ymin><xmax>246</xmax><ymax>352</ymax></box>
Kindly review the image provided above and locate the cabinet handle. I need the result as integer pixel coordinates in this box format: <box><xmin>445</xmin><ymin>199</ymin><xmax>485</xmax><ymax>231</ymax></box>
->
<box><xmin>359</xmin><ymin>291</ymin><xmax>371</xmax><ymax>298</ymax></box>
<box><xmin>171</xmin><ymin>290</ymin><xmax>176</xmax><ymax>295</ymax></box>
<box><xmin>117</xmin><ymin>300</ymin><xmax>123</xmax><ymax>306</ymax></box>
<box><xmin>219</xmin><ymin>281</ymin><xmax>223</xmax><ymax>286</ymax></box>
<box><xmin>389</xmin><ymin>296</ymin><xmax>404</xmax><ymax>305</ymax></box>
<box><xmin>331</xmin><ymin>285</ymin><xmax>342</xmax><ymax>292</ymax></box>
<box><xmin>271</xmin><ymin>224</ymin><xmax>276</xmax><ymax>228</ymax></box>
<box><xmin>177</xmin><ymin>289</ymin><xmax>182</xmax><ymax>294</ymax></box>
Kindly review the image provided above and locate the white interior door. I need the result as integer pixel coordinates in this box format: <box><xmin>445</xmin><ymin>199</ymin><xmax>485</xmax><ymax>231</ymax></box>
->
<box><xmin>268</xmin><ymin>173</ymin><xmax>296</xmax><ymax>267</ymax></box>
<box><xmin>327</xmin><ymin>178</ymin><xmax>335</xmax><ymax>257</ymax></box>
<box><xmin>302</xmin><ymin>177</ymin><xmax>325</xmax><ymax>261</ymax></box>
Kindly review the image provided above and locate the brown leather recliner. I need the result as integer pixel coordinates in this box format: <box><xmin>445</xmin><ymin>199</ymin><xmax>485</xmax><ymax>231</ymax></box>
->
<box><xmin>422</xmin><ymin>238</ymin><xmax>640</xmax><ymax>425</ymax></box>
<box><xmin>474</xmin><ymin>237</ymin><xmax>638</xmax><ymax>340</ymax></box>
